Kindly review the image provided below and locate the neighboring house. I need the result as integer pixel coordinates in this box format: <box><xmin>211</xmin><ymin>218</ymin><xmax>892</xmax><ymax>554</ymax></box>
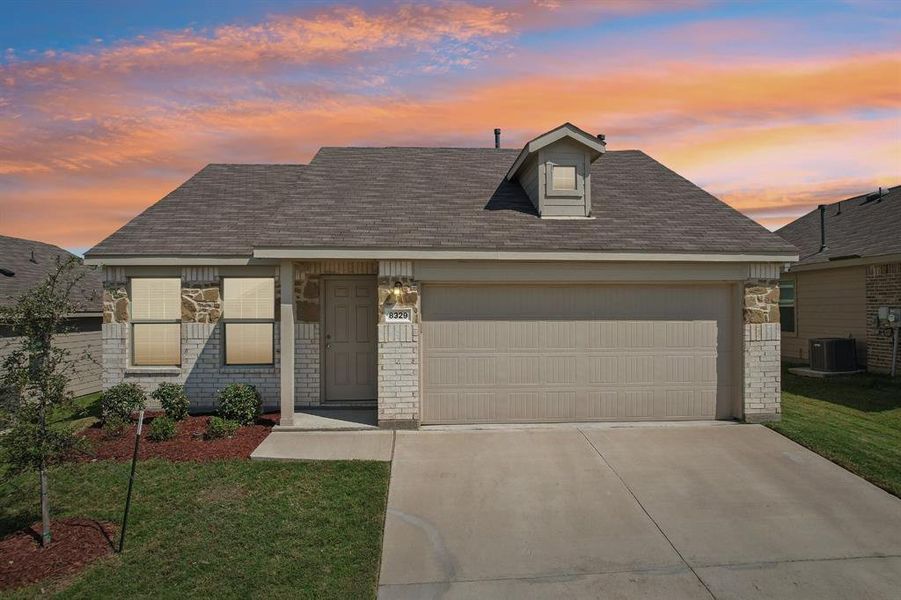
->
<box><xmin>776</xmin><ymin>185</ymin><xmax>901</xmax><ymax>373</ymax></box>
<box><xmin>84</xmin><ymin>123</ymin><xmax>797</xmax><ymax>427</ymax></box>
<box><xmin>0</xmin><ymin>235</ymin><xmax>103</xmax><ymax>396</ymax></box>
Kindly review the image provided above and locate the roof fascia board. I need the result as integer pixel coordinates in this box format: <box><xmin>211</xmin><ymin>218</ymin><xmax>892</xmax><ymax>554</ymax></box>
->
<box><xmin>83</xmin><ymin>256</ymin><xmax>262</xmax><ymax>266</ymax></box>
<box><xmin>253</xmin><ymin>247</ymin><xmax>798</xmax><ymax>263</ymax></box>
<box><xmin>787</xmin><ymin>252</ymin><xmax>901</xmax><ymax>272</ymax></box>
<box><xmin>505</xmin><ymin>123</ymin><xmax>605</xmax><ymax>181</ymax></box>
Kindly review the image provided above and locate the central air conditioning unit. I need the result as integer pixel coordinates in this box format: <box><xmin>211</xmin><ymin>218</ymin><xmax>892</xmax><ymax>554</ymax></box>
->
<box><xmin>809</xmin><ymin>338</ymin><xmax>858</xmax><ymax>372</ymax></box>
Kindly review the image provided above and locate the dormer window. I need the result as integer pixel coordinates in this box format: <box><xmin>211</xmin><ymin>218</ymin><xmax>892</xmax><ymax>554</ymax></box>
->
<box><xmin>505</xmin><ymin>122</ymin><xmax>606</xmax><ymax>218</ymax></box>
<box><xmin>552</xmin><ymin>165</ymin><xmax>577</xmax><ymax>190</ymax></box>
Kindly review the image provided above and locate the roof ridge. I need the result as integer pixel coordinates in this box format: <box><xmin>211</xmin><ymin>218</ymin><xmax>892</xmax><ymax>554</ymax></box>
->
<box><xmin>820</xmin><ymin>183</ymin><xmax>901</xmax><ymax>207</ymax></box>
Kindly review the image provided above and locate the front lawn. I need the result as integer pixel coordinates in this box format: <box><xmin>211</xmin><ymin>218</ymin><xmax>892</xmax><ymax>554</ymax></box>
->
<box><xmin>1</xmin><ymin>459</ymin><xmax>390</xmax><ymax>598</ymax></box>
<box><xmin>769</xmin><ymin>369</ymin><xmax>901</xmax><ymax>497</ymax></box>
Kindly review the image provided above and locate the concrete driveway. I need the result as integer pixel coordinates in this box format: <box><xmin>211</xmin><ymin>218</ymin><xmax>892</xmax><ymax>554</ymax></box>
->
<box><xmin>379</xmin><ymin>424</ymin><xmax>901</xmax><ymax>599</ymax></box>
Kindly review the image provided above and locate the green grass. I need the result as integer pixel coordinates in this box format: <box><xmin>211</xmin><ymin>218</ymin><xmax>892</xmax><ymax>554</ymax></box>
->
<box><xmin>49</xmin><ymin>393</ymin><xmax>102</xmax><ymax>433</ymax></box>
<box><xmin>768</xmin><ymin>369</ymin><xmax>901</xmax><ymax>497</ymax></box>
<box><xmin>1</xmin><ymin>459</ymin><xmax>390</xmax><ymax>599</ymax></box>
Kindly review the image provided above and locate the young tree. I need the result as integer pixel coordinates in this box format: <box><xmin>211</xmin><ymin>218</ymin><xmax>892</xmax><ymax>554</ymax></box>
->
<box><xmin>0</xmin><ymin>257</ymin><xmax>88</xmax><ymax>546</ymax></box>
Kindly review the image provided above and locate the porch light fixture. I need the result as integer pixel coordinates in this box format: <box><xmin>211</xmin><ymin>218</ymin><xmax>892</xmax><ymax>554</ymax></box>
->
<box><xmin>392</xmin><ymin>281</ymin><xmax>403</xmax><ymax>297</ymax></box>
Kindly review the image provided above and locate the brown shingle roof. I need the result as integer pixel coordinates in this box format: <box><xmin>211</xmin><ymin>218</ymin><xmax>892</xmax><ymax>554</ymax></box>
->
<box><xmin>776</xmin><ymin>185</ymin><xmax>901</xmax><ymax>267</ymax></box>
<box><xmin>87</xmin><ymin>148</ymin><xmax>796</xmax><ymax>258</ymax></box>
<box><xmin>0</xmin><ymin>235</ymin><xmax>102</xmax><ymax>311</ymax></box>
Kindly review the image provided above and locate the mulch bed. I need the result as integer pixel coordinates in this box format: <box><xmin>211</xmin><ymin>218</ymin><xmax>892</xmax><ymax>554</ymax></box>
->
<box><xmin>77</xmin><ymin>412</ymin><xmax>279</xmax><ymax>462</ymax></box>
<box><xmin>0</xmin><ymin>518</ymin><xmax>116</xmax><ymax>591</ymax></box>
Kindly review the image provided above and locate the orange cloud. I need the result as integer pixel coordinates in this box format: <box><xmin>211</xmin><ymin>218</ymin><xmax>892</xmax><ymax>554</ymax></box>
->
<box><xmin>3</xmin><ymin>3</ymin><xmax>511</xmax><ymax>83</ymax></box>
<box><xmin>1</xmin><ymin>2</ymin><xmax>899</xmax><ymax>249</ymax></box>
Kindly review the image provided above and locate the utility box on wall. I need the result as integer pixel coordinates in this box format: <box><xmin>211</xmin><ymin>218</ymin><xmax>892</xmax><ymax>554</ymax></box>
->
<box><xmin>809</xmin><ymin>338</ymin><xmax>858</xmax><ymax>372</ymax></box>
<box><xmin>876</xmin><ymin>306</ymin><xmax>901</xmax><ymax>328</ymax></box>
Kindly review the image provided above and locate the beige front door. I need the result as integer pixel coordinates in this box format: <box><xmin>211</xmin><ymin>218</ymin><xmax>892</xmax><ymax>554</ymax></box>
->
<box><xmin>421</xmin><ymin>283</ymin><xmax>736</xmax><ymax>424</ymax></box>
<box><xmin>323</xmin><ymin>277</ymin><xmax>377</xmax><ymax>401</ymax></box>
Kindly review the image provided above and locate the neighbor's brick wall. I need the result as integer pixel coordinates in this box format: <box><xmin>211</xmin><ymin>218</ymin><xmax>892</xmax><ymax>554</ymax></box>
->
<box><xmin>377</xmin><ymin>260</ymin><xmax>420</xmax><ymax>428</ymax></box>
<box><xmin>743</xmin><ymin>280</ymin><xmax>781</xmax><ymax>423</ymax></box>
<box><xmin>866</xmin><ymin>263</ymin><xmax>901</xmax><ymax>374</ymax></box>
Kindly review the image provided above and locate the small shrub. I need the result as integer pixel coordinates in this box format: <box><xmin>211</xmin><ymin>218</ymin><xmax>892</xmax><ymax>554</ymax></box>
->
<box><xmin>100</xmin><ymin>383</ymin><xmax>146</xmax><ymax>424</ymax></box>
<box><xmin>206</xmin><ymin>416</ymin><xmax>240</xmax><ymax>439</ymax></box>
<box><xmin>151</xmin><ymin>383</ymin><xmax>190</xmax><ymax>421</ymax></box>
<box><xmin>216</xmin><ymin>384</ymin><xmax>261</xmax><ymax>426</ymax></box>
<box><xmin>102</xmin><ymin>415</ymin><xmax>129</xmax><ymax>438</ymax></box>
<box><xmin>148</xmin><ymin>416</ymin><xmax>177</xmax><ymax>442</ymax></box>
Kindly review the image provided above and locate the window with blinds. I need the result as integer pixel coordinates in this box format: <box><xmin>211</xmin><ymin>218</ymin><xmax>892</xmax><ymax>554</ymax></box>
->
<box><xmin>130</xmin><ymin>278</ymin><xmax>181</xmax><ymax>366</ymax></box>
<box><xmin>552</xmin><ymin>165</ymin><xmax>577</xmax><ymax>190</ymax></box>
<box><xmin>223</xmin><ymin>278</ymin><xmax>275</xmax><ymax>365</ymax></box>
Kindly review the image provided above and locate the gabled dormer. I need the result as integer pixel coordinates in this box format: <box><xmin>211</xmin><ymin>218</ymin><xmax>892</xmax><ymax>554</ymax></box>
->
<box><xmin>505</xmin><ymin>122</ymin><xmax>606</xmax><ymax>218</ymax></box>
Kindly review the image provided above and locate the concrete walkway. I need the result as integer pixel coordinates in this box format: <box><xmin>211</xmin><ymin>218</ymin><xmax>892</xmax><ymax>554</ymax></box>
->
<box><xmin>379</xmin><ymin>425</ymin><xmax>901</xmax><ymax>599</ymax></box>
<box><xmin>250</xmin><ymin>430</ymin><xmax>394</xmax><ymax>461</ymax></box>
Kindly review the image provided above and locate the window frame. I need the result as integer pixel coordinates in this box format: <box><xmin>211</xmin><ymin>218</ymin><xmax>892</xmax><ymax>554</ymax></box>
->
<box><xmin>221</xmin><ymin>277</ymin><xmax>276</xmax><ymax>367</ymax></box>
<box><xmin>544</xmin><ymin>158</ymin><xmax>584</xmax><ymax>198</ymax></box>
<box><xmin>129</xmin><ymin>277</ymin><xmax>182</xmax><ymax>367</ymax></box>
<box><xmin>778</xmin><ymin>277</ymin><xmax>797</xmax><ymax>336</ymax></box>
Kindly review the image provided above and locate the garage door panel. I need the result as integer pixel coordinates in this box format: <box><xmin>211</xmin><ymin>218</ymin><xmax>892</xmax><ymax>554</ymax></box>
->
<box><xmin>506</xmin><ymin>356</ymin><xmax>542</xmax><ymax>385</ymax></box>
<box><xmin>507</xmin><ymin>322</ymin><xmax>541</xmax><ymax>349</ymax></box>
<box><xmin>541</xmin><ymin>356</ymin><xmax>580</xmax><ymax>384</ymax></box>
<box><xmin>422</xmin><ymin>284</ymin><xmax>734</xmax><ymax>424</ymax></box>
<box><xmin>665</xmin><ymin>390</ymin><xmax>717</xmax><ymax>417</ymax></box>
<box><xmin>665</xmin><ymin>354</ymin><xmax>717</xmax><ymax>384</ymax></box>
<box><xmin>540</xmin><ymin>321</ymin><xmax>579</xmax><ymax>349</ymax></box>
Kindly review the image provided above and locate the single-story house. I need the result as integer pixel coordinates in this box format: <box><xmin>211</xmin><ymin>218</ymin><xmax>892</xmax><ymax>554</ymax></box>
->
<box><xmin>776</xmin><ymin>185</ymin><xmax>901</xmax><ymax>373</ymax></box>
<box><xmin>1</xmin><ymin>234</ymin><xmax>103</xmax><ymax>397</ymax></box>
<box><xmin>84</xmin><ymin>123</ymin><xmax>798</xmax><ymax>427</ymax></box>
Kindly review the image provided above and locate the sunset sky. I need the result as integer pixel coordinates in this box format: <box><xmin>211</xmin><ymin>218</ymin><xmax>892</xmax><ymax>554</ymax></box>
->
<box><xmin>1</xmin><ymin>0</ymin><xmax>899</xmax><ymax>255</ymax></box>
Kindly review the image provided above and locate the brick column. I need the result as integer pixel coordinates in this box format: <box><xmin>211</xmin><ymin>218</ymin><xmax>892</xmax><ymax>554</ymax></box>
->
<box><xmin>742</xmin><ymin>280</ymin><xmax>781</xmax><ymax>423</ymax></box>
<box><xmin>377</xmin><ymin>260</ymin><xmax>420</xmax><ymax>428</ymax></box>
<box><xmin>865</xmin><ymin>263</ymin><xmax>901</xmax><ymax>374</ymax></box>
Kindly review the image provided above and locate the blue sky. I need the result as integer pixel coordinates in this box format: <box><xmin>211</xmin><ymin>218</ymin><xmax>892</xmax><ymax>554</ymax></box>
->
<box><xmin>1</xmin><ymin>0</ymin><xmax>899</xmax><ymax>253</ymax></box>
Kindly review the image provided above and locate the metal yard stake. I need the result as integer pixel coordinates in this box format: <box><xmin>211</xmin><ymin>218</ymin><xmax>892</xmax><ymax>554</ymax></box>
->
<box><xmin>118</xmin><ymin>410</ymin><xmax>145</xmax><ymax>553</ymax></box>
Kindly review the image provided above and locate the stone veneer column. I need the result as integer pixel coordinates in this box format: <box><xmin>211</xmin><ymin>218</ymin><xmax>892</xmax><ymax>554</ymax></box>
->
<box><xmin>742</xmin><ymin>279</ymin><xmax>781</xmax><ymax>423</ymax></box>
<box><xmin>377</xmin><ymin>260</ymin><xmax>420</xmax><ymax>428</ymax></box>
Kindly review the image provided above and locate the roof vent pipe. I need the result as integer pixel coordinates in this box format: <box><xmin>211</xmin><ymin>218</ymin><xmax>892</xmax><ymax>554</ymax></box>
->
<box><xmin>494</xmin><ymin>128</ymin><xmax>501</xmax><ymax>149</ymax></box>
<box><xmin>819</xmin><ymin>204</ymin><xmax>827</xmax><ymax>253</ymax></box>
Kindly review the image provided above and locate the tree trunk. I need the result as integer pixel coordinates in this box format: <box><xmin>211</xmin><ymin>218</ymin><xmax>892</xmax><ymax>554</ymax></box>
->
<box><xmin>40</xmin><ymin>466</ymin><xmax>51</xmax><ymax>547</ymax></box>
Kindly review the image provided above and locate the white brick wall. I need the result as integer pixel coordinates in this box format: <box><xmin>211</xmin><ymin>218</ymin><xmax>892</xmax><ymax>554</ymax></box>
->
<box><xmin>377</xmin><ymin>322</ymin><xmax>420</xmax><ymax>425</ymax></box>
<box><xmin>103</xmin><ymin>322</ymin><xmax>281</xmax><ymax>411</ymax></box>
<box><xmin>743</xmin><ymin>322</ymin><xmax>781</xmax><ymax>422</ymax></box>
<box><xmin>295</xmin><ymin>322</ymin><xmax>320</xmax><ymax>406</ymax></box>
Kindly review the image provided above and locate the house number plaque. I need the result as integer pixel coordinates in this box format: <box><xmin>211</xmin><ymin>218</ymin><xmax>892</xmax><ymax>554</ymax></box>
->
<box><xmin>384</xmin><ymin>307</ymin><xmax>412</xmax><ymax>323</ymax></box>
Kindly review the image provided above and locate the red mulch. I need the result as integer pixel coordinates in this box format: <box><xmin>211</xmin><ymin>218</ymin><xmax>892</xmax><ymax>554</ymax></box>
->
<box><xmin>0</xmin><ymin>518</ymin><xmax>116</xmax><ymax>591</ymax></box>
<box><xmin>76</xmin><ymin>412</ymin><xmax>279</xmax><ymax>463</ymax></box>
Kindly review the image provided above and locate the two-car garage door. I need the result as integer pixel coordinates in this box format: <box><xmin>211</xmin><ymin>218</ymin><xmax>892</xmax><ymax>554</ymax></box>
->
<box><xmin>421</xmin><ymin>284</ymin><xmax>736</xmax><ymax>424</ymax></box>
